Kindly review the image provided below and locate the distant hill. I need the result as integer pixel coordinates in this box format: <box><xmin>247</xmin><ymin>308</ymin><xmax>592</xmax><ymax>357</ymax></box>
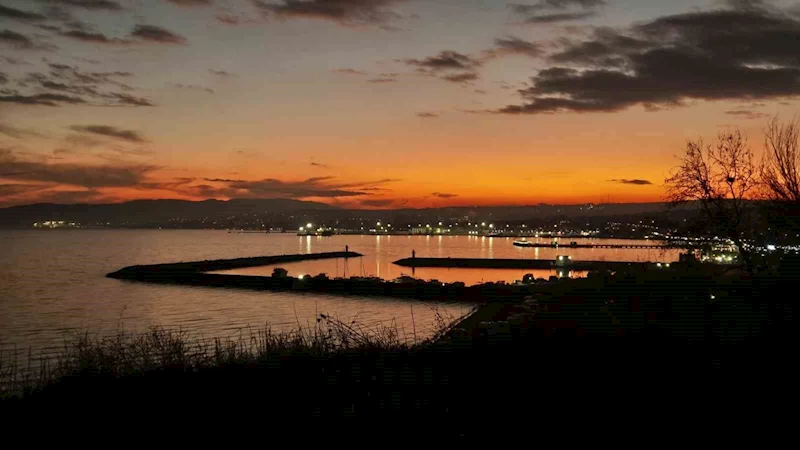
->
<box><xmin>0</xmin><ymin>198</ymin><xmax>338</xmax><ymax>228</ymax></box>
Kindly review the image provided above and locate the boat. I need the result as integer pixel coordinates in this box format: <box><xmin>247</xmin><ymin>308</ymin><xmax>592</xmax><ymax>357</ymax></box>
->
<box><xmin>513</xmin><ymin>239</ymin><xmax>535</xmax><ymax>247</ymax></box>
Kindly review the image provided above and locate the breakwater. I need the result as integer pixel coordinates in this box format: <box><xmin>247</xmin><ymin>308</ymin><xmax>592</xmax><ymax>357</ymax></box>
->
<box><xmin>394</xmin><ymin>257</ymin><xmax>662</xmax><ymax>272</ymax></box>
<box><xmin>105</xmin><ymin>251</ymin><xmax>549</xmax><ymax>303</ymax></box>
<box><xmin>107</xmin><ymin>251</ymin><xmax>361</xmax><ymax>278</ymax></box>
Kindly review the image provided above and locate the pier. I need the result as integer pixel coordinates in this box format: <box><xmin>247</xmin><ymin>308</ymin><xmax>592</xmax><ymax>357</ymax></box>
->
<box><xmin>516</xmin><ymin>243</ymin><xmax>668</xmax><ymax>249</ymax></box>
<box><xmin>393</xmin><ymin>257</ymin><xmax>663</xmax><ymax>272</ymax></box>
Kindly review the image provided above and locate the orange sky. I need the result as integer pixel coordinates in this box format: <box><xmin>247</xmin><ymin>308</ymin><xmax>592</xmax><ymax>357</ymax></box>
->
<box><xmin>1</xmin><ymin>0</ymin><xmax>799</xmax><ymax>208</ymax></box>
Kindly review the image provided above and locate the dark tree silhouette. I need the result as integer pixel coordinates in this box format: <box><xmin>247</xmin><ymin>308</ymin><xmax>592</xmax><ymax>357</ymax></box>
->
<box><xmin>762</xmin><ymin>116</ymin><xmax>800</xmax><ymax>203</ymax></box>
<box><xmin>761</xmin><ymin>117</ymin><xmax>800</xmax><ymax>244</ymax></box>
<box><xmin>665</xmin><ymin>129</ymin><xmax>759</xmax><ymax>272</ymax></box>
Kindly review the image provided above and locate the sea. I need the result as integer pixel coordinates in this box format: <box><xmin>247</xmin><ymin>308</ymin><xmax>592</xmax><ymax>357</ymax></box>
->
<box><xmin>0</xmin><ymin>230</ymin><xmax>681</xmax><ymax>358</ymax></box>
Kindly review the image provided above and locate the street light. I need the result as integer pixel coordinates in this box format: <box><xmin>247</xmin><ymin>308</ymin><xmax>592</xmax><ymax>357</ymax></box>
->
<box><xmin>306</xmin><ymin>223</ymin><xmax>312</xmax><ymax>229</ymax></box>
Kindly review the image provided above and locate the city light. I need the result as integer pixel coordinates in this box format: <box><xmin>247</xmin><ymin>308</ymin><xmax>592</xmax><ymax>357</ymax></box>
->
<box><xmin>767</xmin><ymin>244</ymin><xmax>776</xmax><ymax>251</ymax></box>
<box><xmin>306</xmin><ymin>223</ymin><xmax>312</xmax><ymax>228</ymax></box>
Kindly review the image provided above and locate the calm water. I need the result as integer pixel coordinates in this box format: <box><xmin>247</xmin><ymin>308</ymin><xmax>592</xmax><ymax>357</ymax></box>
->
<box><xmin>0</xmin><ymin>230</ymin><xmax>679</xmax><ymax>358</ymax></box>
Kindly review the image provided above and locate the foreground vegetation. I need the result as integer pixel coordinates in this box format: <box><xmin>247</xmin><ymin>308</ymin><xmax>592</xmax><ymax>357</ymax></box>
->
<box><xmin>2</xmin><ymin>257</ymin><xmax>795</xmax><ymax>420</ymax></box>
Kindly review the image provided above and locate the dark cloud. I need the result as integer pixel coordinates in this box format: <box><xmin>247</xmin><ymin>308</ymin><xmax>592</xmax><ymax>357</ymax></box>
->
<box><xmin>252</xmin><ymin>0</ymin><xmax>407</xmax><ymax>27</ymax></box>
<box><xmin>442</xmin><ymin>72</ymin><xmax>478</xmax><ymax>83</ymax></box>
<box><xmin>130</xmin><ymin>24</ymin><xmax>187</xmax><ymax>44</ymax></box>
<box><xmin>0</xmin><ymin>29</ymin><xmax>36</xmax><ymax>49</ymax></box>
<box><xmin>166</xmin><ymin>0</ymin><xmax>213</xmax><ymax>6</ymax></box>
<box><xmin>484</xmin><ymin>36</ymin><xmax>543</xmax><ymax>59</ymax></box>
<box><xmin>608</xmin><ymin>179</ymin><xmax>653</xmax><ymax>185</ymax></box>
<box><xmin>0</xmin><ymin>151</ymin><xmax>156</xmax><ymax>188</ymax></box>
<box><xmin>209</xmin><ymin>69</ymin><xmax>236</xmax><ymax>77</ymax></box>
<box><xmin>171</xmin><ymin>83</ymin><xmax>214</xmax><ymax>94</ymax></box>
<box><xmin>310</xmin><ymin>162</ymin><xmax>330</xmax><ymax>168</ymax></box>
<box><xmin>511</xmin><ymin>0</ymin><xmax>606</xmax><ymax>12</ymax></box>
<box><xmin>417</xmin><ymin>112</ymin><xmax>439</xmax><ymax>118</ymax></box>
<box><xmin>367</xmin><ymin>77</ymin><xmax>397</xmax><ymax>83</ymax></box>
<box><xmin>36</xmin><ymin>0</ymin><xmax>123</xmax><ymax>11</ymax></box>
<box><xmin>520</xmin><ymin>11</ymin><xmax>595</xmax><ymax>23</ymax></box>
<box><xmin>4</xmin><ymin>66</ymin><xmax>153</xmax><ymax>107</ymax></box>
<box><xmin>203</xmin><ymin>177</ymin><xmax>244</xmax><ymax>183</ymax></box>
<box><xmin>1</xmin><ymin>56</ymin><xmax>28</xmax><ymax>65</ymax></box>
<box><xmin>333</xmin><ymin>68</ymin><xmax>367</xmax><ymax>75</ymax></box>
<box><xmin>0</xmin><ymin>4</ymin><xmax>47</xmax><ymax>21</ymax></box>
<box><xmin>0</xmin><ymin>72</ymin><xmax>7</xmax><ymax>84</ymax></box>
<box><xmin>60</xmin><ymin>29</ymin><xmax>126</xmax><ymax>44</ymax></box>
<box><xmin>199</xmin><ymin>176</ymin><xmax>397</xmax><ymax>199</ymax></box>
<box><xmin>0</xmin><ymin>93</ymin><xmax>85</xmax><ymax>106</ymax></box>
<box><xmin>725</xmin><ymin>110</ymin><xmax>772</xmax><ymax>120</ymax></box>
<box><xmin>227</xmin><ymin>177</ymin><xmax>369</xmax><ymax>198</ymax></box>
<box><xmin>70</xmin><ymin>125</ymin><xmax>147</xmax><ymax>143</ymax></box>
<box><xmin>104</xmin><ymin>92</ymin><xmax>155</xmax><ymax>106</ymax></box>
<box><xmin>403</xmin><ymin>51</ymin><xmax>480</xmax><ymax>72</ymax></box>
<box><xmin>432</xmin><ymin>192</ymin><xmax>458</xmax><ymax>198</ymax></box>
<box><xmin>510</xmin><ymin>0</ymin><xmax>604</xmax><ymax>23</ymax></box>
<box><xmin>498</xmin><ymin>6</ymin><xmax>800</xmax><ymax>115</ymax></box>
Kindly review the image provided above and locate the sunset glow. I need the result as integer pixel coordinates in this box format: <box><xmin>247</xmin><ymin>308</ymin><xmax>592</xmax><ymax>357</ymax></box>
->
<box><xmin>2</xmin><ymin>0</ymin><xmax>798</xmax><ymax>208</ymax></box>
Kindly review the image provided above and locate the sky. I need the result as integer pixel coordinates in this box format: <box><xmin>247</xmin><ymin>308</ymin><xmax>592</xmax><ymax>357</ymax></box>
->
<box><xmin>1</xmin><ymin>0</ymin><xmax>799</xmax><ymax>209</ymax></box>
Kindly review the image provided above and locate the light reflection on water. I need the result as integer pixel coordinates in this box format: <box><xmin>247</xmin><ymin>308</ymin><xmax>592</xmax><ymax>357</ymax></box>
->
<box><xmin>0</xmin><ymin>231</ymin><xmax>678</xmax><ymax>358</ymax></box>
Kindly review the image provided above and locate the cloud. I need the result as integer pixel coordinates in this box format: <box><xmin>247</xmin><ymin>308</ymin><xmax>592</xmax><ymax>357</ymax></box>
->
<box><xmin>442</xmin><ymin>72</ymin><xmax>478</xmax><ymax>83</ymax></box>
<box><xmin>171</xmin><ymin>83</ymin><xmax>214</xmax><ymax>94</ymax></box>
<box><xmin>200</xmin><ymin>176</ymin><xmax>397</xmax><ymax>199</ymax></box>
<box><xmin>310</xmin><ymin>162</ymin><xmax>330</xmax><ymax>168</ymax></box>
<box><xmin>333</xmin><ymin>68</ymin><xmax>367</xmax><ymax>75</ymax></box>
<box><xmin>416</xmin><ymin>112</ymin><xmax>439</xmax><ymax>118</ymax></box>
<box><xmin>608</xmin><ymin>179</ymin><xmax>653</xmax><ymax>185</ymax></box>
<box><xmin>725</xmin><ymin>109</ymin><xmax>772</xmax><ymax>120</ymax></box>
<box><xmin>403</xmin><ymin>51</ymin><xmax>480</xmax><ymax>72</ymax></box>
<box><xmin>432</xmin><ymin>192</ymin><xmax>458</xmax><ymax>198</ymax></box>
<box><xmin>252</xmin><ymin>0</ymin><xmax>407</xmax><ymax>27</ymax></box>
<box><xmin>226</xmin><ymin>177</ymin><xmax>369</xmax><ymax>198</ymax></box>
<box><xmin>209</xmin><ymin>69</ymin><xmax>236</xmax><ymax>77</ymax></box>
<box><xmin>520</xmin><ymin>12</ymin><xmax>595</xmax><ymax>23</ymax></box>
<box><xmin>0</xmin><ymin>4</ymin><xmax>47</xmax><ymax>21</ymax></box>
<box><xmin>0</xmin><ymin>29</ymin><xmax>37</xmax><ymax>49</ymax></box>
<box><xmin>2</xmin><ymin>66</ymin><xmax>154</xmax><ymax>107</ymax></box>
<box><xmin>202</xmin><ymin>177</ymin><xmax>244</xmax><ymax>183</ymax></box>
<box><xmin>497</xmin><ymin>5</ymin><xmax>800</xmax><ymax>115</ymax></box>
<box><xmin>510</xmin><ymin>0</ymin><xmax>605</xmax><ymax>23</ymax></box>
<box><xmin>35</xmin><ymin>0</ymin><xmax>123</xmax><ymax>11</ymax></box>
<box><xmin>166</xmin><ymin>0</ymin><xmax>213</xmax><ymax>6</ymax></box>
<box><xmin>0</xmin><ymin>150</ymin><xmax>156</xmax><ymax>188</ymax></box>
<box><xmin>130</xmin><ymin>24</ymin><xmax>187</xmax><ymax>44</ymax></box>
<box><xmin>70</xmin><ymin>125</ymin><xmax>147</xmax><ymax>143</ymax></box>
<box><xmin>483</xmin><ymin>36</ymin><xmax>543</xmax><ymax>60</ymax></box>
<box><xmin>367</xmin><ymin>77</ymin><xmax>397</xmax><ymax>83</ymax></box>
<box><xmin>0</xmin><ymin>93</ymin><xmax>85</xmax><ymax>106</ymax></box>
<box><xmin>60</xmin><ymin>29</ymin><xmax>127</xmax><ymax>44</ymax></box>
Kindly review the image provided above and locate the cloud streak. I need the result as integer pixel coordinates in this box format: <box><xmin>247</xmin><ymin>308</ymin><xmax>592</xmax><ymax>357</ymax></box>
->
<box><xmin>70</xmin><ymin>125</ymin><xmax>148</xmax><ymax>143</ymax></box>
<box><xmin>510</xmin><ymin>0</ymin><xmax>605</xmax><ymax>24</ymax></box>
<box><xmin>608</xmin><ymin>179</ymin><xmax>653</xmax><ymax>185</ymax></box>
<box><xmin>0</xmin><ymin>150</ymin><xmax>156</xmax><ymax>188</ymax></box>
<box><xmin>252</xmin><ymin>0</ymin><xmax>407</xmax><ymax>27</ymax></box>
